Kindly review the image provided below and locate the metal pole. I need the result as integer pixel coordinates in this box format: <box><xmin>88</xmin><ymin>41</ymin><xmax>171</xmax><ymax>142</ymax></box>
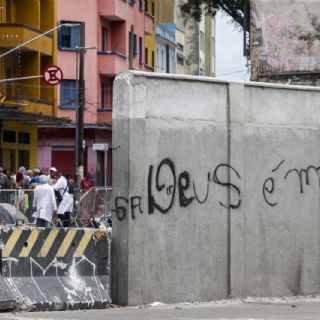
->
<box><xmin>75</xmin><ymin>24</ymin><xmax>85</xmax><ymax>214</ymax></box>
<box><xmin>0</xmin><ymin>75</ymin><xmax>42</xmax><ymax>83</ymax></box>
<box><xmin>104</xmin><ymin>145</ymin><xmax>107</xmax><ymax>187</ymax></box>
<box><xmin>75</xmin><ymin>50</ymin><xmax>79</xmax><ymax>185</ymax></box>
<box><xmin>77</xmin><ymin>48</ymin><xmax>85</xmax><ymax>183</ymax></box>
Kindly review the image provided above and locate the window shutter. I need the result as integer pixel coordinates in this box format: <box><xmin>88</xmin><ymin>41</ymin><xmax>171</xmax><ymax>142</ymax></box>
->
<box><xmin>58</xmin><ymin>27</ymin><xmax>62</xmax><ymax>49</ymax></box>
<box><xmin>139</xmin><ymin>37</ymin><xmax>143</xmax><ymax>64</ymax></box>
<box><xmin>133</xmin><ymin>34</ymin><xmax>137</xmax><ymax>56</ymax></box>
<box><xmin>71</xmin><ymin>25</ymin><xmax>81</xmax><ymax>49</ymax></box>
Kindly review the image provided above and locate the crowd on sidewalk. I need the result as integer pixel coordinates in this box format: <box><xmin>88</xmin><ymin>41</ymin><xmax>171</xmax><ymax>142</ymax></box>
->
<box><xmin>0</xmin><ymin>166</ymin><xmax>95</xmax><ymax>227</ymax></box>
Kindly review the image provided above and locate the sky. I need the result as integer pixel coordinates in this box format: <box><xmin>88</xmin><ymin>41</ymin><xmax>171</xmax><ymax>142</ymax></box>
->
<box><xmin>215</xmin><ymin>11</ymin><xmax>250</xmax><ymax>81</ymax></box>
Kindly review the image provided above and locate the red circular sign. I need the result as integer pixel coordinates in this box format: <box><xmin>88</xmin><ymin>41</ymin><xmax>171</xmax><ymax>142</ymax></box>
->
<box><xmin>43</xmin><ymin>65</ymin><xmax>63</xmax><ymax>86</ymax></box>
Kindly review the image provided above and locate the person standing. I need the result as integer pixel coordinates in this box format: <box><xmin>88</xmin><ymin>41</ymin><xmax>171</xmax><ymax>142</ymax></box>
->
<box><xmin>48</xmin><ymin>167</ymin><xmax>58</xmax><ymax>185</ymax></box>
<box><xmin>54</xmin><ymin>172</ymin><xmax>73</xmax><ymax>227</ymax></box>
<box><xmin>30</xmin><ymin>168</ymin><xmax>41</xmax><ymax>189</ymax></box>
<box><xmin>32</xmin><ymin>175</ymin><xmax>57</xmax><ymax>227</ymax></box>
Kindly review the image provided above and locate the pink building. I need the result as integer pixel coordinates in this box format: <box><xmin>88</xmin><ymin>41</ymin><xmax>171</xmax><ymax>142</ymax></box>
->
<box><xmin>38</xmin><ymin>0</ymin><xmax>152</xmax><ymax>185</ymax></box>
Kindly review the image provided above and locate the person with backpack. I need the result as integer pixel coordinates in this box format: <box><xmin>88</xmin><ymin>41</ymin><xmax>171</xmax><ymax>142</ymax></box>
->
<box><xmin>54</xmin><ymin>172</ymin><xmax>74</xmax><ymax>227</ymax></box>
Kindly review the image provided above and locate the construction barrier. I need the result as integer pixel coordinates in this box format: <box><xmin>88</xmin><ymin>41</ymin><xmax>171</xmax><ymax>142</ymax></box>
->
<box><xmin>0</xmin><ymin>226</ymin><xmax>111</xmax><ymax>311</ymax></box>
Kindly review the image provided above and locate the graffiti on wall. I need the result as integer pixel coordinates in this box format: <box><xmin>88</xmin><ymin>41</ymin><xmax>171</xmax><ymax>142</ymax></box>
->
<box><xmin>113</xmin><ymin>158</ymin><xmax>241</xmax><ymax>221</ymax></box>
<box><xmin>114</xmin><ymin>156</ymin><xmax>320</xmax><ymax>220</ymax></box>
<box><xmin>263</xmin><ymin>160</ymin><xmax>320</xmax><ymax>207</ymax></box>
<box><xmin>254</xmin><ymin>4</ymin><xmax>320</xmax><ymax>73</ymax></box>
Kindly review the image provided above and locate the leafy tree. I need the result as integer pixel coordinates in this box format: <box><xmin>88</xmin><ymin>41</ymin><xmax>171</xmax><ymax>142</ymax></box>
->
<box><xmin>181</xmin><ymin>0</ymin><xmax>247</xmax><ymax>29</ymax></box>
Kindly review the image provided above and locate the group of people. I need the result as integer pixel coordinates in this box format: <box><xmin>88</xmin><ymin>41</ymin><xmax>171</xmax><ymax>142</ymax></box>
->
<box><xmin>32</xmin><ymin>168</ymin><xmax>74</xmax><ymax>227</ymax></box>
<box><xmin>0</xmin><ymin>166</ymin><xmax>76</xmax><ymax>227</ymax></box>
<box><xmin>0</xmin><ymin>166</ymin><xmax>53</xmax><ymax>190</ymax></box>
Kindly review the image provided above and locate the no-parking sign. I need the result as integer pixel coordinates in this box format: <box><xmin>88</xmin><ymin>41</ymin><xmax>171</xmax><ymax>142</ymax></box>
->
<box><xmin>43</xmin><ymin>65</ymin><xmax>63</xmax><ymax>86</ymax></box>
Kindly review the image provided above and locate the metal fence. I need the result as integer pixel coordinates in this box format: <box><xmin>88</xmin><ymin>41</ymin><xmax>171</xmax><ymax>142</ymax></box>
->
<box><xmin>0</xmin><ymin>187</ymin><xmax>112</xmax><ymax>228</ymax></box>
<box><xmin>78</xmin><ymin>187</ymin><xmax>112</xmax><ymax>228</ymax></box>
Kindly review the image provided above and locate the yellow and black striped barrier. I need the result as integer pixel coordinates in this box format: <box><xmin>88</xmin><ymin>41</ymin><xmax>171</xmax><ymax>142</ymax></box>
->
<box><xmin>0</xmin><ymin>226</ymin><xmax>111</xmax><ymax>311</ymax></box>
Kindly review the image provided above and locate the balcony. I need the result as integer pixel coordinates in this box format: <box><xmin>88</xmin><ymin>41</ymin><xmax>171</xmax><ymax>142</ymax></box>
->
<box><xmin>98</xmin><ymin>51</ymin><xmax>128</xmax><ymax>75</ymax></box>
<box><xmin>0</xmin><ymin>24</ymin><xmax>53</xmax><ymax>56</ymax></box>
<box><xmin>98</xmin><ymin>0</ymin><xmax>128</xmax><ymax>21</ymax></box>
<box><xmin>2</xmin><ymin>97</ymin><xmax>54</xmax><ymax>116</ymax></box>
<box><xmin>145</xmin><ymin>12</ymin><xmax>154</xmax><ymax>35</ymax></box>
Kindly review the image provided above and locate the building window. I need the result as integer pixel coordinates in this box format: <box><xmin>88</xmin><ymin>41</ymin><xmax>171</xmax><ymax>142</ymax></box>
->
<box><xmin>152</xmin><ymin>51</ymin><xmax>155</xmax><ymax>67</ymax></box>
<box><xmin>177</xmin><ymin>55</ymin><xmax>184</xmax><ymax>66</ymax></box>
<box><xmin>58</xmin><ymin>21</ymin><xmax>82</xmax><ymax>49</ymax></box>
<box><xmin>177</xmin><ymin>42</ymin><xmax>184</xmax><ymax>53</ymax></box>
<box><xmin>200</xmin><ymin>31</ymin><xmax>205</xmax><ymax>52</ymax></box>
<box><xmin>129</xmin><ymin>32</ymin><xmax>137</xmax><ymax>56</ymax></box>
<box><xmin>166</xmin><ymin>45</ymin><xmax>170</xmax><ymax>73</ymax></box>
<box><xmin>152</xmin><ymin>1</ymin><xmax>155</xmax><ymax>15</ymax></box>
<box><xmin>3</xmin><ymin>130</ymin><xmax>15</xmax><ymax>143</ymax></box>
<box><xmin>156</xmin><ymin>47</ymin><xmax>159</xmax><ymax>68</ymax></box>
<box><xmin>145</xmin><ymin>48</ymin><xmax>148</xmax><ymax>65</ymax></box>
<box><xmin>18</xmin><ymin>150</ymin><xmax>30</xmax><ymax>169</ymax></box>
<box><xmin>101</xmin><ymin>27</ymin><xmax>108</xmax><ymax>51</ymax></box>
<box><xmin>139</xmin><ymin>0</ymin><xmax>143</xmax><ymax>10</ymax></box>
<box><xmin>161</xmin><ymin>48</ymin><xmax>164</xmax><ymax>70</ymax></box>
<box><xmin>60</xmin><ymin>80</ymin><xmax>77</xmax><ymax>108</ymax></box>
<box><xmin>139</xmin><ymin>37</ymin><xmax>143</xmax><ymax>64</ymax></box>
<box><xmin>101</xmin><ymin>82</ymin><xmax>107</xmax><ymax>108</ymax></box>
<box><xmin>18</xmin><ymin>132</ymin><xmax>30</xmax><ymax>144</ymax></box>
<box><xmin>133</xmin><ymin>34</ymin><xmax>137</xmax><ymax>56</ymax></box>
<box><xmin>129</xmin><ymin>0</ymin><xmax>135</xmax><ymax>6</ymax></box>
<box><xmin>145</xmin><ymin>0</ymin><xmax>148</xmax><ymax>12</ymax></box>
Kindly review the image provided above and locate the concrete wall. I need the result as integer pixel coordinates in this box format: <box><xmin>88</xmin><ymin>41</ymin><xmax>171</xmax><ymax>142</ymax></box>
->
<box><xmin>112</xmin><ymin>71</ymin><xmax>320</xmax><ymax>305</ymax></box>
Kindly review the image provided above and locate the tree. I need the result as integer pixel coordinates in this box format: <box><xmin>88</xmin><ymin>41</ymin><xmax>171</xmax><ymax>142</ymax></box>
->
<box><xmin>181</xmin><ymin>0</ymin><xmax>247</xmax><ymax>28</ymax></box>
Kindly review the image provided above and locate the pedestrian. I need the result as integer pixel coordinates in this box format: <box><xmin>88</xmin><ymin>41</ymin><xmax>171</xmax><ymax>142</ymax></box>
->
<box><xmin>32</xmin><ymin>175</ymin><xmax>57</xmax><ymax>227</ymax></box>
<box><xmin>30</xmin><ymin>168</ymin><xmax>41</xmax><ymax>188</ymax></box>
<box><xmin>48</xmin><ymin>167</ymin><xmax>58</xmax><ymax>185</ymax></box>
<box><xmin>0</xmin><ymin>168</ymin><xmax>12</xmax><ymax>189</ymax></box>
<box><xmin>80</xmin><ymin>174</ymin><xmax>92</xmax><ymax>190</ymax></box>
<box><xmin>54</xmin><ymin>172</ymin><xmax>73</xmax><ymax>227</ymax></box>
<box><xmin>14</xmin><ymin>171</ymin><xmax>24</xmax><ymax>189</ymax></box>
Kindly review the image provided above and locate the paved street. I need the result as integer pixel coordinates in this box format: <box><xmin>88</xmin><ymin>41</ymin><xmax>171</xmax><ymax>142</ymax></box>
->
<box><xmin>1</xmin><ymin>299</ymin><xmax>320</xmax><ymax>320</ymax></box>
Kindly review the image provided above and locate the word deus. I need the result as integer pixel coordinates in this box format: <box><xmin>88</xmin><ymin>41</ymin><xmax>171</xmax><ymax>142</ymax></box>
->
<box><xmin>113</xmin><ymin>158</ymin><xmax>241</xmax><ymax>221</ymax></box>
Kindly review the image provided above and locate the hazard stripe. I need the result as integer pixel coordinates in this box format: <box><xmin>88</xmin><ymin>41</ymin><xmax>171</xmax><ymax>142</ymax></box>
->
<box><xmin>74</xmin><ymin>230</ymin><xmax>93</xmax><ymax>257</ymax></box>
<box><xmin>2</xmin><ymin>229</ymin><xmax>23</xmax><ymax>257</ymax></box>
<box><xmin>56</xmin><ymin>229</ymin><xmax>77</xmax><ymax>257</ymax></box>
<box><xmin>37</xmin><ymin>228</ymin><xmax>60</xmax><ymax>257</ymax></box>
<box><xmin>19</xmin><ymin>228</ymin><xmax>41</xmax><ymax>257</ymax></box>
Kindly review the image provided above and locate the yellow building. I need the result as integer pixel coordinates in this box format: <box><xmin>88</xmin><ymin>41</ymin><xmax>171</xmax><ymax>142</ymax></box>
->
<box><xmin>144</xmin><ymin>0</ymin><xmax>156</xmax><ymax>71</ymax></box>
<box><xmin>154</xmin><ymin>0</ymin><xmax>174</xmax><ymax>25</ymax></box>
<box><xmin>0</xmin><ymin>0</ymin><xmax>66</xmax><ymax>172</ymax></box>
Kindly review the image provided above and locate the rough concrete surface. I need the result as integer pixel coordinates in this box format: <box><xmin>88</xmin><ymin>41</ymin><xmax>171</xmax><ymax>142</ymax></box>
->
<box><xmin>2</xmin><ymin>298</ymin><xmax>320</xmax><ymax>319</ymax></box>
<box><xmin>112</xmin><ymin>71</ymin><xmax>320</xmax><ymax>305</ymax></box>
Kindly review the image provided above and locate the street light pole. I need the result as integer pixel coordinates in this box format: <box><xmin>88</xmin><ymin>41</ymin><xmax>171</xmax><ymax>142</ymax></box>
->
<box><xmin>73</xmin><ymin>25</ymin><xmax>96</xmax><ymax>213</ymax></box>
<box><xmin>75</xmin><ymin>45</ymin><xmax>85</xmax><ymax>191</ymax></box>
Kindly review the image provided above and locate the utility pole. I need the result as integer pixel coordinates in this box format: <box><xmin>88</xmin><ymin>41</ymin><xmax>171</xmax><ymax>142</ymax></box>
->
<box><xmin>74</xmin><ymin>24</ymin><xmax>96</xmax><ymax>213</ymax></box>
<box><xmin>75</xmin><ymin>23</ymin><xmax>85</xmax><ymax>209</ymax></box>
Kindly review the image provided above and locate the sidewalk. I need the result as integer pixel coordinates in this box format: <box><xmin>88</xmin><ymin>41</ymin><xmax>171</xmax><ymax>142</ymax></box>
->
<box><xmin>1</xmin><ymin>296</ymin><xmax>320</xmax><ymax>320</ymax></box>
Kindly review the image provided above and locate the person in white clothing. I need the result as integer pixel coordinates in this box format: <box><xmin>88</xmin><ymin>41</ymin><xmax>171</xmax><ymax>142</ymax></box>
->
<box><xmin>54</xmin><ymin>172</ymin><xmax>73</xmax><ymax>227</ymax></box>
<box><xmin>48</xmin><ymin>167</ymin><xmax>58</xmax><ymax>185</ymax></box>
<box><xmin>32</xmin><ymin>175</ymin><xmax>57</xmax><ymax>227</ymax></box>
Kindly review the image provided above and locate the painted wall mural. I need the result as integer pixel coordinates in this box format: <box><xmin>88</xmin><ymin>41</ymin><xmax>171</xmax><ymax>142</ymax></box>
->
<box><xmin>252</xmin><ymin>0</ymin><xmax>320</xmax><ymax>74</ymax></box>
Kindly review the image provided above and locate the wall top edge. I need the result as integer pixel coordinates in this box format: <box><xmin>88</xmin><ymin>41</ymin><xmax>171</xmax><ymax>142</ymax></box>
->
<box><xmin>116</xmin><ymin>71</ymin><xmax>320</xmax><ymax>93</ymax></box>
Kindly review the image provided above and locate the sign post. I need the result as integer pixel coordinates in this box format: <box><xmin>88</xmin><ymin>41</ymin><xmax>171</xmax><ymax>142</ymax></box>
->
<box><xmin>43</xmin><ymin>65</ymin><xmax>63</xmax><ymax>86</ymax></box>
